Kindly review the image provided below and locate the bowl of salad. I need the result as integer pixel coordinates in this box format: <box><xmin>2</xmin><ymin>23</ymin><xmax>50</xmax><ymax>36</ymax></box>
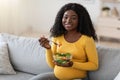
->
<box><xmin>53</xmin><ymin>53</ymin><xmax>72</xmax><ymax>65</ymax></box>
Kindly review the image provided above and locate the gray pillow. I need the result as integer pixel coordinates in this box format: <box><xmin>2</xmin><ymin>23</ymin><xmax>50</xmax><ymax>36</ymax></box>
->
<box><xmin>89</xmin><ymin>45</ymin><xmax>120</xmax><ymax>80</ymax></box>
<box><xmin>0</xmin><ymin>42</ymin><xmax>16</xmax><ymax>74</ymax></box>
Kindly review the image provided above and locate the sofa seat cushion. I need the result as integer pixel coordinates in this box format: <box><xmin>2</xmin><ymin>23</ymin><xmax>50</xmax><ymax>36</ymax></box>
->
<box><xmin>0</xmin><ymin>33</ymin><xmax>52</xmax><ymax>75</ymax></box>
<box><xmin>89</xmin><ymin>44</ymin><xmax>120</xmax><ymax>80</ymax></box>
<box><xmin>0</xmin><ymin>71</ymin><xmax>34</xmax><ymax>80</ymax></box>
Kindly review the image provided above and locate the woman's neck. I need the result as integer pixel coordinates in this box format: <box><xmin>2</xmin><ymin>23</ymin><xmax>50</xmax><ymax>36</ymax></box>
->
<box><xmin>64</xmin><ymin>31</ymin><xmax>82</xmax><ymax>43</ymax></box>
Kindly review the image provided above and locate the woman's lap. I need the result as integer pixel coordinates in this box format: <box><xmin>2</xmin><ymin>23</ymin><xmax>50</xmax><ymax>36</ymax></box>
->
<box><xmin>29</xmin><ymin>72</ymin><xmax>89</xmax><ymax>80</ymax></box>
<box><xmin>29</xmin><ymin>72</ymin><xmax>58</xmax><ymax>80</ymax></box>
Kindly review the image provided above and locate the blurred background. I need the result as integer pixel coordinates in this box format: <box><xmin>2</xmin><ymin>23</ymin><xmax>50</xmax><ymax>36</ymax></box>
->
<box><xmin>0</xmin><ymin>0</ymin><xmax>120</xmax><ymax>44</ymax></box>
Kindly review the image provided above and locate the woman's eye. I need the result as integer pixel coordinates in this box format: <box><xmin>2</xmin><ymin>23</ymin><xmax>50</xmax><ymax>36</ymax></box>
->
<box><xmin>71</xmin><ymin>17</ymin><xmax>77</xmax><ymax>20</ymax></box>
<box><xmin>63</xmin><ymin>16</ymin><xmax>78</xmax><ymax>20</ymax></box>
<box><xmin>63</xmin><ymin>16</ymin><xmax>68</xmax><ymax>19</ymax></box>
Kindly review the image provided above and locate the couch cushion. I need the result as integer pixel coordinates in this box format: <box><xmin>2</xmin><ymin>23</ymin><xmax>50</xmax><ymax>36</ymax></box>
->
<box><xmin>89</xmin><ymin>44</ymin><xmax>120</xmax><ymax>80</ymax></box>
<box><xmin>0</xmin><ymin>33</ymin><xmax>52</xmax><ymax>75</ymax></box>
<box><xmin>0</xmin><ymin>71</ymin><xmax>34</xmax><ymax>80</ymax></box>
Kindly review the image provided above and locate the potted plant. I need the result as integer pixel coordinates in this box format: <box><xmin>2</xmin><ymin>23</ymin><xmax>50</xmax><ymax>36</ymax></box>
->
<box><xmin>101</xmin><ymin>6</ymin><xmax>110</xmax><ymax>17</ymax></box>
<box><xmin>102</xmin><ymin>7</ymin><xmax>110</xmax><ymax>11</ymax></box>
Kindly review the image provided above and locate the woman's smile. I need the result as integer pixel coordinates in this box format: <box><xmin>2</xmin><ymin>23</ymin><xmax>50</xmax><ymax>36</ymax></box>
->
<box><xmin>65</xmin><ymin>24</ymin><xmax>72</xmax><ymax>29</ymax></box>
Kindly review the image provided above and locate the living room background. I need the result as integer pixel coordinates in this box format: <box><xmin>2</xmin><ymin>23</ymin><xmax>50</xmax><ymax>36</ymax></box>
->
<box><xmin>0</xmin><ymin>0</ymin><xmax>101</xmax><ymax>36</ymax></box>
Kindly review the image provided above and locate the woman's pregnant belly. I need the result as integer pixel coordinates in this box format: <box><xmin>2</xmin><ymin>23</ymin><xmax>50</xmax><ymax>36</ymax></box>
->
<box><xmin>54</xmin><ymin>66</ymin><xmax>86</xmax><ymax>80</ymax></box>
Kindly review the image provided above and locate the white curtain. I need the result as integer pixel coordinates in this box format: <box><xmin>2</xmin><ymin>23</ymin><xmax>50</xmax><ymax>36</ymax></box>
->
<box><xmin>0</xmin><ymin>0</ymin><xmax>26</xmax><ymax>35</ymax></box>
<box><xmin>0</xmin><ymin>0</ymin><xmax>102</xmax><ymax>37</ymax></box>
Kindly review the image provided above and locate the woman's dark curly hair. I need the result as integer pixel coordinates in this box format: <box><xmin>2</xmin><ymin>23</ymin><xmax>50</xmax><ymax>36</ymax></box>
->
<box><xmin>50</xmin><ymin>3</ymin><xmax>98</xmax><ymax>41</ymax></box>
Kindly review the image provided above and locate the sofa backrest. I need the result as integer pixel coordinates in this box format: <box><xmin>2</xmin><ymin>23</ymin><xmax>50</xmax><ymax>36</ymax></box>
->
<box><xmin>0</xmin><ymin>33</ymin><xmax>52</xmax><ymax>75</ymax></box>
<box><xmin>89</xmin><ymin>44</ymin><xmax>120</xmax><ymax>80</ymax></box>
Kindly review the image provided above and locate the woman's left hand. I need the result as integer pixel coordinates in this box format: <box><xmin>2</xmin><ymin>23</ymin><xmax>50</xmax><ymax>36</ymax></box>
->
<box><xmin>54</xmin><ymin>60</ymin><xmax>73</xmax><ymax>67</ymax></box>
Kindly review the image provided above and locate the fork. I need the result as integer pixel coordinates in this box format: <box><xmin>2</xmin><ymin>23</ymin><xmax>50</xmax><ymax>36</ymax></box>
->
<box><xmin>50</xmin><ymin>40</ymin><xmax>61</xmax><ymax>47</ymax></box>
<box><xmin>51</xmin><ymin>41</ymin><xmax>58</xmax><ymax>45</ymax></box>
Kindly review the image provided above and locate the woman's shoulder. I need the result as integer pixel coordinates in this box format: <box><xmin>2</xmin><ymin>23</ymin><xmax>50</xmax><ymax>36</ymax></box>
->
<box><xmin>82</xmin><ymin>35</ymin><xmax>91</xmax><ymax>39</ymax></box>
<box><xmin>81</xmin><ymin>35</ymin><xmax>94</xmax><ymax>42</ymax></box>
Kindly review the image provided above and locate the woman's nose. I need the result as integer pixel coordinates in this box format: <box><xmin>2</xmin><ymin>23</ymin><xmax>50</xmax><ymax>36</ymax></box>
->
<box><xmin>66</xmin><ymin>18</ymin><xmax>72</xmax><ymax>23</ymax></box>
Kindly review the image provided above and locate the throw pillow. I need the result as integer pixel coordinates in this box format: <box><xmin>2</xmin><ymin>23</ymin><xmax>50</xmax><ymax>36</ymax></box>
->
<box><xmin>0</xmin><ymin>42</ymin><xmax>16</xmax><ymax>74</ymax></box>
<box><xmin>114</xmin><ymin>72</ymin><xmax>120</xmax><ymax>80</ymax></box>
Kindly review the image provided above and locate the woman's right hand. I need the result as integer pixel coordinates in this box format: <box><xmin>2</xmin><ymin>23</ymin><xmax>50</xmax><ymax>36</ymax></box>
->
<box><xmin>39</xmin><ymin>36</ymin><xmax>51</xmax><ymax>49</ymax></box>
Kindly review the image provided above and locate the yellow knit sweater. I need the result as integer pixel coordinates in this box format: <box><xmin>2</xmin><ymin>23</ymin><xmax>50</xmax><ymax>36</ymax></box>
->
<box><xmin>46</xmin><ymin>35</ymin><xmax>98</xmax><ymax>80</ymax></box>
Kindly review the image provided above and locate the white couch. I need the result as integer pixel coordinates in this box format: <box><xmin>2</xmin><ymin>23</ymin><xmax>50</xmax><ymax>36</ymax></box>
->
<box><xmin>0</xmin><ymin>33</ymin><xmax>120</xmax><ymax>80</ymax></box>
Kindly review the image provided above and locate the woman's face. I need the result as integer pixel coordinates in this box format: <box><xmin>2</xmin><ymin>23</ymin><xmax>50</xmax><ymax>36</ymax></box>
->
<box><xmin>62</xmin><ymin>10</ymin><xmax>78</xmax><ymax>31</ymax></box>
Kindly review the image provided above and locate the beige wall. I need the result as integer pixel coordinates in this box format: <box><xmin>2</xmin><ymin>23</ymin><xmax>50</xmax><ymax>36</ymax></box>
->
<box><xmin>0</xmin><ymin>0</ymin><xmax>101</xmax><ymax>36</ymax></box>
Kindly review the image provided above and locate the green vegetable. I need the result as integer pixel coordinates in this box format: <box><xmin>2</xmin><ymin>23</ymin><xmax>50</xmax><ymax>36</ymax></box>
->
<box><xmin>53</xmin><ymin>53</ymin><xmax>72</xmax><ymax>65</ymax></box>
